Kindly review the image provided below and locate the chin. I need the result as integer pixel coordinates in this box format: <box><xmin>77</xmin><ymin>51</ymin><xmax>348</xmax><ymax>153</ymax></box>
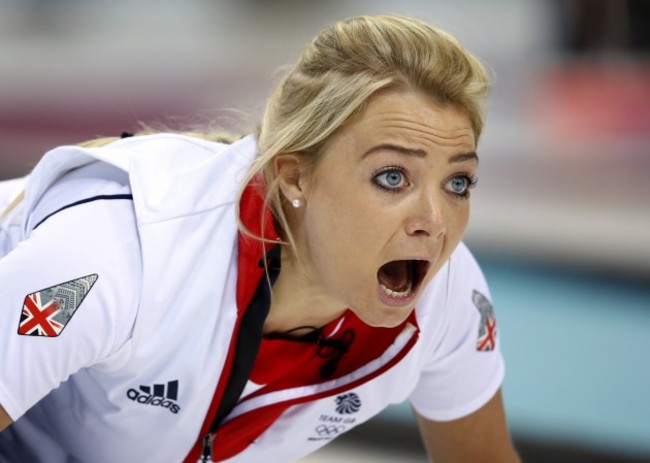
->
<box><xmin>353</xmin><ymin>306</ymin><xmax>414</xmax><ymax>329</ymax></box>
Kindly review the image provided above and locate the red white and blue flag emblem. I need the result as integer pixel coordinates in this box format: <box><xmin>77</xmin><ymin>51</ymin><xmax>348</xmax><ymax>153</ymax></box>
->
<box><xmin>18</xmin><ymin>274</ymin><xmax>98</xmax><ymax>337</ymax></box>
<box><xmin>472</xmin><ymin>289</ymin><xmax>497</xmax><ymax>352</ymax></box>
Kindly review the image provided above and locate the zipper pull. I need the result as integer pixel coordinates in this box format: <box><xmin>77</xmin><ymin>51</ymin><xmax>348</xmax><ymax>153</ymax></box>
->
<box><xmin>200</xmin><ymin>432</ymin><xmax>215</xmax><ymax>462</ymax></box>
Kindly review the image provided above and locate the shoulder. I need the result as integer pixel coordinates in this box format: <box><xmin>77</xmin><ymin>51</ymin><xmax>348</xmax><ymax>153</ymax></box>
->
<box><xmin>112</xmin><ymin>134</ymin><xmax>258</xmax><ymax>224</ymax></box>
<box><xmin>413</xmin><ymin>241</ymin><xmax>496</xmax><ymax>363</ymax></box>
<box><xmin>27</xmin><ymin>160</ymin><xmax>131</xmax><ymax>234</ymax></box>
<box><xmin>103</xmin><ymin>133</ymin><xmax>258</xmax><ymax>171</ymax></box>
<box><xmin>23</xmin><ymin>133</ymin><xmax>258</xmax><ymax>228</ymax></box>
<box><xmin>449</xmin><ymin>241</ymin><xmax>485</xmax><ymax>282</ymax></box>
<box><xmin>416</xmin><ymin>241</ymin><xmax>488</xmax><ymax>321</ymax></box>
<box><xmin>409</xmin><ymin>242</ymin><xmax>505</xmax><ymax>421</ymax></box>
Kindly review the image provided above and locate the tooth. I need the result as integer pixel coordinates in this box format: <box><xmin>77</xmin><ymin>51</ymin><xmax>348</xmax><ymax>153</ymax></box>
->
<box><xmin>380</xmin><ymin>281</ymin><xmax>412</xmax><ymax>298</ymax></box>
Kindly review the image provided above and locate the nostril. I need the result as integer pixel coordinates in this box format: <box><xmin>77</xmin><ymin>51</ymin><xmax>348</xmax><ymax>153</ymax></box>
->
<box><xmin>407</xmin><ymin>213</ymin><xmax>447</xmax><ymax>238</ymax></box>
<box><xmin>405</xmin><ymin>216</ymin><xmax>437</xmax><ymax>237</ymax></box>
<box><xmin>410</xmin><ymin>228</ymin><xmax>430</xmax><ymax>237</ymax></box>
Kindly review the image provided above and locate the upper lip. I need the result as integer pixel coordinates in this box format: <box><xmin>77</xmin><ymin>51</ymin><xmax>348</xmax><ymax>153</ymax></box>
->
<box><xmin>378</xmin><ymin>256</ymin><xmax>433</xmax><ymax>269</ymax></box>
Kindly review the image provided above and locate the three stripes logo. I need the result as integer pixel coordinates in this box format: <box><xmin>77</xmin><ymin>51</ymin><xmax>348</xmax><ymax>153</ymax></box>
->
<box><xmin>127</xmin><ymin>380</ymin><xmax>181</xmax><ymax>414</ymax></box>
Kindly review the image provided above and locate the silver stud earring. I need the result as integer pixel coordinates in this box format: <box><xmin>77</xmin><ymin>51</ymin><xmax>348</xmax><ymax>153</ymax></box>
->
<box><xmin>291</xmin><ymin>198</ymin><xmax>302</xmax><ymax>208</ymax></box>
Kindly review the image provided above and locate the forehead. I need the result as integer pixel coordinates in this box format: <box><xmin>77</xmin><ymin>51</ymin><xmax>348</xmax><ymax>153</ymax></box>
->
<box><xmin>333</xmin><ymin>89</ymin><xmax>476</xmax><ymax>152</ymax></box>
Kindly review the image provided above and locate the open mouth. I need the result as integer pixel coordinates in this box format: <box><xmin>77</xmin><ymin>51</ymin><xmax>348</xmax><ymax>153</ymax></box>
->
<box><xmin>377</xmin><ymin>260</ymin><xmax>430</xmax><ymax>301</ymax></box>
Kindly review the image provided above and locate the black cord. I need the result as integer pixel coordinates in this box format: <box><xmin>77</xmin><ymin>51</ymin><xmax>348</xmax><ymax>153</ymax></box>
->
<box><xmin>317</xmin><ymin>329</ymin><xmax>355</xmax><ymax>378</ymax></box>
<box><xmin>265</xmin><ymin>325</ymin><xmax>322</xmax><ymax>342</ymax></box>
<box><xmin>265</xmin><ymin>326</ymin><xmax>355</xmax><ymax>378</ymax></box>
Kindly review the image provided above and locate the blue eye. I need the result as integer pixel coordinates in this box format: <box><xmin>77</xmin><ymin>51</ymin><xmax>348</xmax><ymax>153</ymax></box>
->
<box><xmin>374</xmin><ymin>168</ymin><xmax>407</xmax><ymax>191</ymax></box>
<box><xmin>446</xmin><ymin>175</ymin><xmax>477</xmax><ymax>198</ymax></box>
<box><xmin>450</xmin><ymin>176</ymin><xmax>468</xmax><ymax>193</ymax></box>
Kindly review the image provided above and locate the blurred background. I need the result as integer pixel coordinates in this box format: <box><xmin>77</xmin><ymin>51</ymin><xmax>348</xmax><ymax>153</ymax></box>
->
<box><xmin>1</xmin><ymin>0</ymin><xmax>648</xmax><ymax>461</ymax></box>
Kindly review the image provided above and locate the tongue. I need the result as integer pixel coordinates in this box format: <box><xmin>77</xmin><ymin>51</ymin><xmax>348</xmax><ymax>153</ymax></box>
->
<box><xmin>378</xmin><ymin>261</ymin><xmax>410</xmax><ymax>292</ymax></box>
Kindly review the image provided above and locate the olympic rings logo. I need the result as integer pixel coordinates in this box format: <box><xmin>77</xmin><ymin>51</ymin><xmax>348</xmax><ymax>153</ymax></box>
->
<box><xmin>315</xmin><ymin>424</ymin><xmax>345</xmax><ymax>436</ymax></box>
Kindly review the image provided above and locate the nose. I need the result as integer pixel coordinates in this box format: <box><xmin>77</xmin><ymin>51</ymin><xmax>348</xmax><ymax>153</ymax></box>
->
<box><xmin>404</xmin><ymin>190</ymin><xmax>447</xmax><ymax>239</ymax></box>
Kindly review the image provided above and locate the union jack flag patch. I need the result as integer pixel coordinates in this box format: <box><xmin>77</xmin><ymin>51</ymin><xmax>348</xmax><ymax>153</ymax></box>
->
<box><xmin>18</xmin><ymin>274</ymin><xmax>98</xmax><ymax>337</ymax></box>
<box><xmin>472</xmin><ymin>289</ymin><xmax>497</xmax><ymax>352</ymax></box>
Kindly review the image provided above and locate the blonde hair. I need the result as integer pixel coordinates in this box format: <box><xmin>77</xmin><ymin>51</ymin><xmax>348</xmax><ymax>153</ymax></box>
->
<box><xmin>245</xmin><ymin>14</ymin><xmax>491</xmax><ymax>252</ymax></box>
<box><xmin>31</xmin><ymin>14</ymin><xmax>489</xmax><ymax>256</ymax></box>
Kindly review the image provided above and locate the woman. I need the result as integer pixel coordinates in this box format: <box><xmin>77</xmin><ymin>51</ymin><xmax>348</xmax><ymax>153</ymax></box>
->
<box><xmin>0</xmin><ymin>14</ymin><xmax>519</xmax><ymax>462</ymax></box>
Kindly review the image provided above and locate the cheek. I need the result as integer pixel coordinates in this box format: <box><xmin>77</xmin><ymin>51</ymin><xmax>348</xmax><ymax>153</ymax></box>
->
<box><xmin>454</xmin><ymin>206</ymin><xmax>471</xmax><ymax>234</ymax></box>
<box><xmin>425</xmin><ymin>207</ymin><xmax>470</xmax><ymax>280</ymax></box>
<box><xmin>444</xmin><ymin>203</ymin><xmax>471</xmax><ymax>249</ymax></box>
<box><xmin>307</xmin><ymin>181</ymin><xmax>378</xmax><ymax>243</ymax></box>
<box><xmin>303</xmin><ymin>195</ymin><xmax>381</xmax><ymax>281</ymax></box>
<box><xmin>307</xmin><ymin>207</ymin><xmax>368</xmax><ymax>262</ymax></box>
<box><xmin>303</xmin><ymin>199</ymin><xmax>352</xmax><ymax>265</ymax></box>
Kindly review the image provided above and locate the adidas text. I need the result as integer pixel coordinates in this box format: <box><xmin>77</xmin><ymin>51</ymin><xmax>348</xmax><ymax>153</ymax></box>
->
<box><xmin>127</xmin><ymin>388</ymin><xmax>181</xmax><ymax>414</ymax></box>
<box><xmin>127</xmin><ymin>380</ymin><xmax>181</xmax><ymax>414</ymax></box>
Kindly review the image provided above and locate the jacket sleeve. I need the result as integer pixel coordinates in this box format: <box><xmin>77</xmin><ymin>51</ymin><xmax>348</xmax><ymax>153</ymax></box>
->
<box><xmin>0</xmin><ymin>163</ymin><xmax>141</xmax><ymax>422</ymax></box>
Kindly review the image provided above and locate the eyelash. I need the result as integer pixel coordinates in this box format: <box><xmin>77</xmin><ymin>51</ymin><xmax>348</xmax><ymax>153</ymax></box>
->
<box><xmin>372</xmin><ymin>167</ymin><xmax>478</xmax><ymax>199</ymax></box>
<box><xmin>450</xmin><ymin>174</ymin><xmax>479</xmax><ymax>200</ymax></box>
<box><xmin>372</xmin><ymin>166</ymin><xmax>409</xmax><ymax>193</ymax></box>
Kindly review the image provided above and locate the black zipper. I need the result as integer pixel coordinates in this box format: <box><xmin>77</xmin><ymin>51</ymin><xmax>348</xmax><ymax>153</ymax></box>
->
<box><xmin>200</xmin><ymin>432</ymin><xmax>216</xmax><ymax>462</ymax></box>
<box><xmin>197</xmin><ymin>244</ymin><xmax>279</xmax><ymax>461</ymax></box>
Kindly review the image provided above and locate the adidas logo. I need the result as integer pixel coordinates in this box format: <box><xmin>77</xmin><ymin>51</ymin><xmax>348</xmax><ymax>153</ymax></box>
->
<box><xmin>127</xmin><ymin>380</ymin><xmax>181</xmax><ymax>414</ymax></box>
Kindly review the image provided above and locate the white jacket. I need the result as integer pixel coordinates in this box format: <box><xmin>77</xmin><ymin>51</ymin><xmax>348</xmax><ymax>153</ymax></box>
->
<box><xmin>0</xmin><ymin>134</ymin><xmax>503</xmax><ymax>462</ymax></box>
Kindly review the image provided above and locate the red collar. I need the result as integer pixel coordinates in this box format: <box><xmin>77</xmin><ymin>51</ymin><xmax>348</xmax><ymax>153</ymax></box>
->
<box><xmin>184</xmin><ymin>176</ymin><xmax>280</xmax><ymax>463</ymax></box>
<box><xmin>236</xmin><ymin>177</ymin><xmax>280</xmax><ymax>314</ymax></box>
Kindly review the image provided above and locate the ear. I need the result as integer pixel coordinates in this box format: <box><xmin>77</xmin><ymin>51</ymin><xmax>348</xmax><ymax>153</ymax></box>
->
<box><xmin>274</xmin><ymin>154</ymin><xmax>306</xmax><ymax>205</ymax></box>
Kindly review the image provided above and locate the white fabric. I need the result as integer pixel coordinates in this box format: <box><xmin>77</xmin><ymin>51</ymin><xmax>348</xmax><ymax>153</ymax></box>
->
<box><xmin>408</xmin><ymin>244</ymin><xmax>505</xmax><ymax>421</ymax></box>
<box><xmin>0</xmin><ymin>134</ymin><xmax>504</xmax><ymax>462</ymax></box>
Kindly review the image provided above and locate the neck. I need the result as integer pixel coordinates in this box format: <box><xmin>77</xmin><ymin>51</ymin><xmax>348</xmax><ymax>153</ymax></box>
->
<box><xmin>262</xmin><ymin>252</ymin><xmax>346</xmax><ymax>335</ymax></box>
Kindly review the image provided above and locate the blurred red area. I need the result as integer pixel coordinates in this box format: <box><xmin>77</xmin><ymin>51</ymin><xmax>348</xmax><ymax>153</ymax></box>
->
<box><xmin>533</xmin><ymin>63</ymin><xmax>650</xmax><ymax>139</ymax></box>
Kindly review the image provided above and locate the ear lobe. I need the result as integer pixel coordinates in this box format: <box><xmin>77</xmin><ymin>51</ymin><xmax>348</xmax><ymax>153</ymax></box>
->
<box><xmin>274</xmin><ymin>154</ymin><xmax>305</xmax><ymax>203</ymax></box>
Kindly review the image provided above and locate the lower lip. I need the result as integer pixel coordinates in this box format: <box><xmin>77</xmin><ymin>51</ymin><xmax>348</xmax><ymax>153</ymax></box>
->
<box><xmin>376</xmin><ymin>283</ymin><xmax>418</xmax><ymax>308</ymax></box>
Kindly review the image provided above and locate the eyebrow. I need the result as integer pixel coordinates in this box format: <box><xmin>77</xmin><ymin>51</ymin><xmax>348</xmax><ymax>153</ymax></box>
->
<box><xmin>449</xmin><ymin>152</ymin><xmax>479</xmax><ymax>164</ymax></box>
<box><xmin>361</xmin><ymin>143</ymin><xmax>479</xmax><ymax>164</ymax></box>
